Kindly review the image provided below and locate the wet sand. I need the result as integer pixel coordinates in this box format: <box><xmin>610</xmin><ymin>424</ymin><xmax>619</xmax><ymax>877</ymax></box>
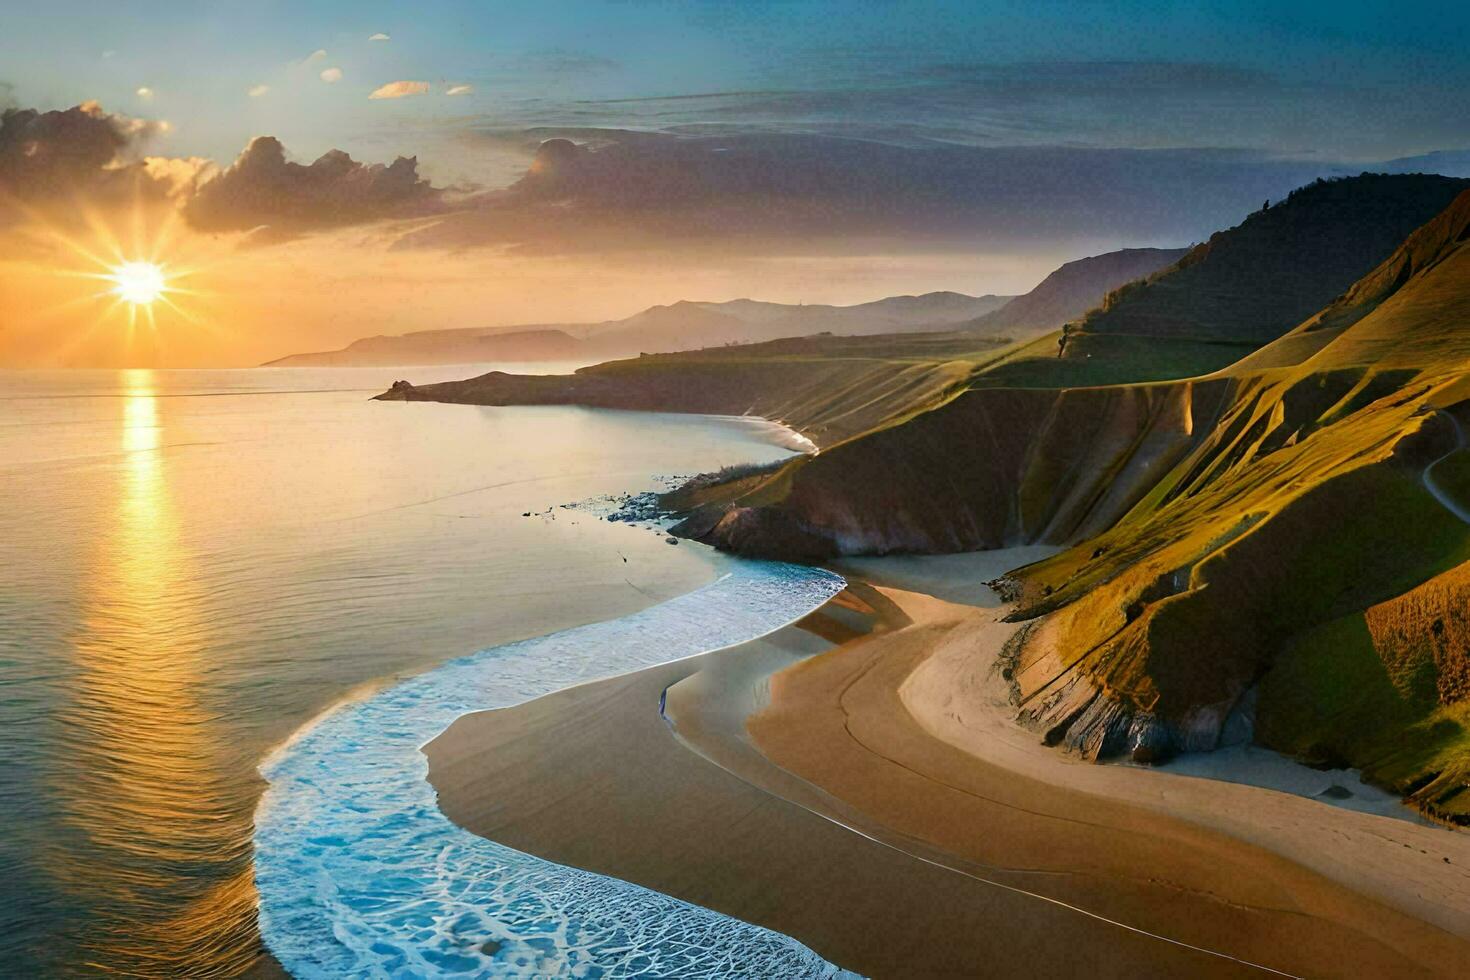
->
<box><xmin>426</xmin><ymin>549</ymin><xmax>1470</xmax><ymax>977</ymax></box>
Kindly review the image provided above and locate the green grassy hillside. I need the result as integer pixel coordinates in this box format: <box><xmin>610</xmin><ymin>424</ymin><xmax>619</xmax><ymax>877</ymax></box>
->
<box><xmin>1059</xmin><ymin>173</ymin><xmax>1469</xmax><ymax>375</ymax></box>
<box><xmin>377</xmin><ymin>330</ymin><xmax>1022</xmax><ymax>447</ymax></box>
<box><xmin>1000</xmin><ymin>190</ymin><xmax>1470</xmax><ymax>821</ymax></box>
<box><xmin>666</xmin><ymin>188</ymin><xmax>1470</xmax><ymax>819</ymax></box>
<box><xmin>378</xmin><ymin>182</ymin><xmax>1470</xmax><ymax>818</ymax></box>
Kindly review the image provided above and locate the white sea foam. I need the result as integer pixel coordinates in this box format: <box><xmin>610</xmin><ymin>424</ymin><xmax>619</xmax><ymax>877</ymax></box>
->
<box><xmin>255</xmin><ymin>561</ymin><xmax>852</xmax><ymax>978</ymax></box>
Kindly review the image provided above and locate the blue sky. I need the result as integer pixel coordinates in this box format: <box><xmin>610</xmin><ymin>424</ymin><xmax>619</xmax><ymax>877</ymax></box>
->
<box><xmin>5</xmin><ymin>0</ymin><xmax>1469</xmax><ymax>186</ymax></box>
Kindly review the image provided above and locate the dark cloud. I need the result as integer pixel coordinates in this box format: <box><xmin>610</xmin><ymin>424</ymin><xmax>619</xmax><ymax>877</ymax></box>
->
<box><xmin>184</xmin><ymin>136</ymin><xmax>442</xmax><ymax>234</ymax></box>
<box><xmin>484</xmin><ymin>58</ymin><xmax>1464</xmax><ymax>161</ymax></box>
<box><xmin>0</xmin><ymin>102</ymin><xmax>170</xmax><ymax>214</ymax></box>
<box><xmin>909</xmin><ymin>60</ymin><xmax>1277</xmax><ymax>95</ymax></box>
<box><xmin>397</xmin><ymin>130</ymin><xmax>1352</xmax><ymax>256</ymax></box>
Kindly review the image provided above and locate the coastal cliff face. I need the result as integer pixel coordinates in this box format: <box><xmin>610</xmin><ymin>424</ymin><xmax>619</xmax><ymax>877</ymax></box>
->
<box><xmin>670</xmin><ymin>380</ymin><xmax>1230</xmax><ymax>556</ymax></box>
<box><xmin>1005</xmin><ymin>192</ymin><xmax>1470</xmax><ymax>823</ymax></box>
<box><xmin>375</xmin><ymin>331</ymin><xmax>1007</xmax><ymax>447</ymax></box>
<box><xmin>379</xmin><ymin>179</ymin><xmax>1470</xmax><ymax>820</ymax></box>
<box><xmin>668</xmin><ymin>186</ymin><xmax>1470</xmax><ymax>822</ymax></box>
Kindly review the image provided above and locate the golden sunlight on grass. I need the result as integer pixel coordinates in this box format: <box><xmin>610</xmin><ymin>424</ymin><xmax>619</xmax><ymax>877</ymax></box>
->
<box><xmin>107</xmin><ymin>260</ymin><xmax>168</xmax><ymax>306</ymax></box>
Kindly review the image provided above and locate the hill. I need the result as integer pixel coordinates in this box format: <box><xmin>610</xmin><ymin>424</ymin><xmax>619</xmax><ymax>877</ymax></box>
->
<box><xmin>372</xmin><ymin>180</ymin><xmax>1470</xmax><ymax>820</ymax></box>
<box><xmin>263</xmin><ymin>291</ymin><xmax>1012</xmax><ymax>367</ymax></box>
<box><xmin>667</xmin><ymin>188</ymin><xmax>1470</xmax><ymax>822</ymax></box>
<box><xmin>1058</xmin><ymin>173</ymin><xmax>1470</xmax><ymax>376</ymax></box>
<box><xmin>262</xmin><ymin>328</ymin><xmax>584</xmax><ymax>367</ymax></box>
<box><xmin>969</xmin><ymin>247</ymin><xmax>1187</xmax><ymax>333</ymax></box>
<box><xmin>375</xmin><ymin>330</ymin><xmax>1018</xmax><ymax>447</ymax></box>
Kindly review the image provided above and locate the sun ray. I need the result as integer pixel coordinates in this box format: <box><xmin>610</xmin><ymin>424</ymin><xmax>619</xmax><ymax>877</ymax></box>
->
<box><xmin>6</xmin><ymin>186</ymin><xmax>243</xmax><ymax>365</ymax></box>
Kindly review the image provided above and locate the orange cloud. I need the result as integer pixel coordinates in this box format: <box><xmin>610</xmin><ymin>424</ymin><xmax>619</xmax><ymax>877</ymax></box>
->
<box><xmin>0</xmin><ymin>102</ymin><xmax>174</xmax><ymax>221</ymax></box>
<box><xmin>184</xmin><ymin>136</ymin><xmax>440</xmax><ymax>233</ymax></box>
<box><xmin>368</xmin><ymin>80</ymin><xmax>430</xmax><ymax>100</ymax></box>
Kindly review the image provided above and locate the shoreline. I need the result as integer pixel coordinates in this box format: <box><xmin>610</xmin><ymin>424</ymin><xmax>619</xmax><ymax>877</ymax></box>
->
<box><xmin>253</xmin><ymin>560</ymin><xmax>846</xmax><ymax>977</ymax></box>
<box><xmin>428</xmin><ymin>547</ymin><xmax>1470</xmax><ymax>977</ymax></box>
<box><xmin>426</xmin><ymin>578</ymin><xmax>1240</xmax><ymax>976</ymax></box>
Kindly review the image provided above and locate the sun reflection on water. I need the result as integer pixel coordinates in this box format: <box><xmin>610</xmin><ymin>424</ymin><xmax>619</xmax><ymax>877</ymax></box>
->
<box><xmin>50</xmin><ymin>370</ymin><xmax>259</xmax><ymax>976</ymax></box>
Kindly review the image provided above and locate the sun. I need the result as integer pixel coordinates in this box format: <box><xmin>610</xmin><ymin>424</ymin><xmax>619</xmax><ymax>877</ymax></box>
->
<box><xmin>108</xmin><ymin>261</ymin><xmax>168</xmax><ymax>306</ymax></box>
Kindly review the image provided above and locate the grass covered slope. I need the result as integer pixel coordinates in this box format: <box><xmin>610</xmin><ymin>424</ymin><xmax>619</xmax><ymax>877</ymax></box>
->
<box><xmin>674</xmin><ymin>180</ymin><xmax>1470</xmax><ymax>557</ymax></box>
<box><xmin>1000</xmin><ymin>191</ymin><xmax>1470</xmax><ymax>821</ymax></box>
<box><xmin>1058</xmin><ymin>173</ymin><xmax>1469</xmax><ymax>376</ymax></box>
<box><xmin>668</xmin><ymin>188</ymin><xmax>1470</xmax><ymax>820</ymax></box>
<box><xmin>376</xmin><ymin>331</ymin><xmax>1021</xmax><ymax>447</ymax></box>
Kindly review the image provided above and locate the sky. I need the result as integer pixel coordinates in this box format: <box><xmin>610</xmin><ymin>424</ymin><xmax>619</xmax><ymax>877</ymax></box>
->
<box><xmin>2</xmin><ymin>1</ymin><xmax>1469</xmax><ymax>367</ymax></box>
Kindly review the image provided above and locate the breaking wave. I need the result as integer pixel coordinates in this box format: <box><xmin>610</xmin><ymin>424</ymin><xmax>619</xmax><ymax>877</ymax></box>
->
<box><xmin>254</xmin><ymin>561</ymin><xmax>851</xmax><ymax>978</ymax></box>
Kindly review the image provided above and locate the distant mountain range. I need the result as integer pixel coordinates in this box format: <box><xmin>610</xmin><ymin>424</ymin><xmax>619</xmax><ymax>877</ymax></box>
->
<box><xmin>265</xmin><ymin>244</ymin><xmax>1206</xmax><ymax>368</ymax></box>
<box><xmin>262</xmin><ymin>291</ymin><xmax>1013</xmax><ymax>367</ymax></box>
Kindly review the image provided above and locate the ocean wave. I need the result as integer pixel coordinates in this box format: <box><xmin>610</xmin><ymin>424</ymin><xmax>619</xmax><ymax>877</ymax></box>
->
<box><xmin>254</xmin><ymin>561</ymin><xmax>851</xmax><ymax>978</ymax></box>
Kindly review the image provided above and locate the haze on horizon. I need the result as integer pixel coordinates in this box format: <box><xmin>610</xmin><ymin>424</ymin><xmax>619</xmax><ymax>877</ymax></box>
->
<box><xmin>3</xmin><ymin>0</ymin><xmax>1470</xmax><ymax>368</ymax></box>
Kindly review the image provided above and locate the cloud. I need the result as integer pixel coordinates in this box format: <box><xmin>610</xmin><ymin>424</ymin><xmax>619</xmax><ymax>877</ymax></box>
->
<box><xmin>305</xmin><ymin>49</ymin><xmax>327</xmax><ymax>62</ymax></box>
<box><xmin>397</xmin><ymin>130</ymin><xmax>1357</xmax><ymax>257</ymax></box>
<box><xmin>184</xmin><ymin>135</ymin><xmax>441</xmax><ymax>235</ymax></box>
<box><xmin>369</xmin><ymin>33</ymin><xmax>390</xmax><ymax>42</ymax></box>
<box><xmin>135</xmin><ymin>86</ymin><xmax>154</xmax><ymax>101</ymax></box>
<box><xmin>496</xmin><ymin>57</ymin><xmax>1465</xmax><ymax>163</ymax></box>
<box><xmin>369</xmin><ymin>80</ymin><xmax>430</xmax><ymax>100</ymax></box>
<box><xmin>248</xmin><ymin>84</ymin><xmax>269</xmax><ymax>98</ymax></box>
<box><xmin>320</xmin><ymin>67</ymin><xmax>343</xmax><ymax>83</ymax></box>
<box><xmin>142</xmin><ymin>154</ymin><xmax>216</xmax><ymax>200</ymax></box>
<box><xmin>0</xmin><ymin>102</ymin><xmax>175</xmax><ymax>219</ymax></box>
<box><xmin>444</xmin><ymin>84</ymin><xmax>474</xmax><ymax>96</ymax></box>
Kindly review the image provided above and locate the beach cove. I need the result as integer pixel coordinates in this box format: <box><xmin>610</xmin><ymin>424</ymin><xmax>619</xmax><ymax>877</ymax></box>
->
<box><xmin>430</xmin><ymin>549</ymin><xmax>1470</xmax><ymax>978</ymax></box>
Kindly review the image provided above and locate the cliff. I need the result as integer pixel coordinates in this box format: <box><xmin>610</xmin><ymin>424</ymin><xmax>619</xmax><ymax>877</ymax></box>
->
<box><xmin>668</xmin><ymin>188</ymin><xmax>1470</xmax><ymax>822</ymax></box>
<box><xmin>376</xmin><ymin>181</ymin><xmax>1470</xmax><ymax>820</ymax></box>
<box><xmin>375</xmin><ymin>330</ymin><xmax>1014</xmax><ymax>447</ymax></box>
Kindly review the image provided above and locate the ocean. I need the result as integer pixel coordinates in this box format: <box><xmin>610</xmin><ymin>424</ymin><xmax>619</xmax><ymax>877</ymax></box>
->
<box><xmin>0</xmin><ymin>366</ymin><xmax>821</xmax><ymax>976</ymax></box>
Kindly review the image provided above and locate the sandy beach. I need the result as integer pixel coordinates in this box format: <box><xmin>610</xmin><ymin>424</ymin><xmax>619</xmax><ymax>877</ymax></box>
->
<box><xmin>425</xmin><ymin>629</ymin><xmax>1240</xmax><ymax>976</ymax></box>
<box><xmin>426</xmin><ymin>548</ymin><xmax>1470</xmax><ymax>977</ymax></box>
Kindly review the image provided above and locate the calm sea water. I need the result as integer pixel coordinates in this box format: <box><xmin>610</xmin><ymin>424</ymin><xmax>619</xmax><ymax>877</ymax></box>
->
<box><xmin>0</xmin><ymin>366</ymin><xmax>804</xmax><ymax>977</ymax></box>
